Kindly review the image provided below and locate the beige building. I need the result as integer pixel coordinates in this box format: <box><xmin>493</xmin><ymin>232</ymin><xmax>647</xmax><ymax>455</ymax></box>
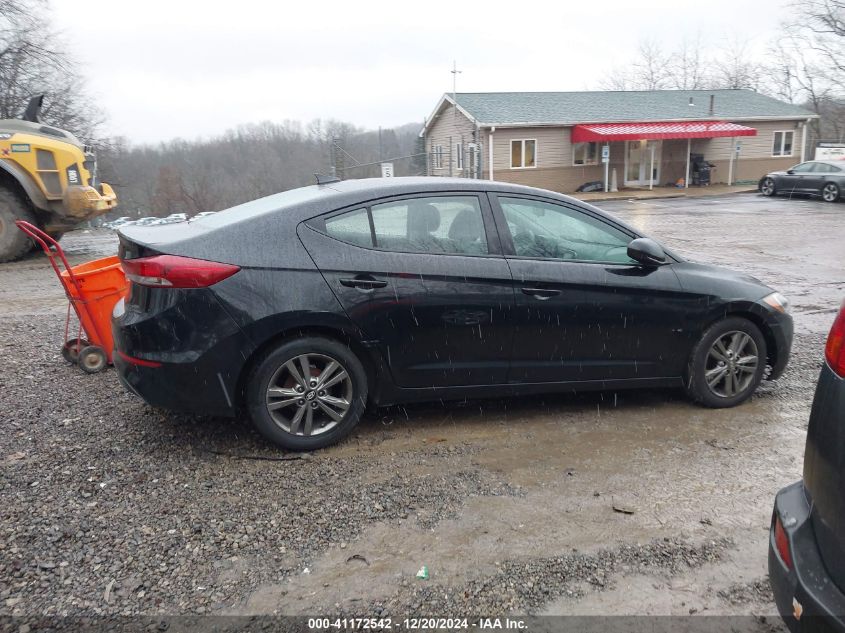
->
<box><xmin>421</xmin><ymin>89</ymin><xmax>818</xmax><ymax>193</ymax></box>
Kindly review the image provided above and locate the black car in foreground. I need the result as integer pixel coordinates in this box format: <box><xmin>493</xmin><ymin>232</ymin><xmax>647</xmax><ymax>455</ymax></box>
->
<box><xmin>113</xmin><ymin>177</ymin><xmax>793</xmax><ymax>450</ymax></box>
<box><xmin>769</xmin><ymin>302</ymin><xmax>845</xmax><ymax>632</ymax></box>
<box><xmin>759</xmin><ymin>159</ymin><xmax>845</xmax><ymax>202</ymax></box>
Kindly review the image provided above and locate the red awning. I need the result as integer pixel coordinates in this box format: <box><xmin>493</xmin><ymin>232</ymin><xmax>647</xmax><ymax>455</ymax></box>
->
<box><xmin>571</xmin><ymin>121</ymin><xmax>758</xmax><ymax>143</ymax></box>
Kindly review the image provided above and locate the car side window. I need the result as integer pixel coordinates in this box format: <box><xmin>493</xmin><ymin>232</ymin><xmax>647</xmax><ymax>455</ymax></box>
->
<box><xmin>829</xmin><ymin>164</ymin><xmax>843</xmax><ymax>173</ymax></box>
<box><xmin>325</xmin><ymin>208</ymin><xmax>372</xmax><ymax>248</ymax></box>
<box><xmin>791</xmin><ymin>162</ymin><xmax>815</xmax><ymax>173</ymax></box>
<box><xmin>499</xmin><ymin>197</ymin><xmax>635</xmax><ymax>264</ymax></box>
<box><xmin>370</xmin><ymin>196</ymin><xmax>488</xmax><ymax>255</ymax></box>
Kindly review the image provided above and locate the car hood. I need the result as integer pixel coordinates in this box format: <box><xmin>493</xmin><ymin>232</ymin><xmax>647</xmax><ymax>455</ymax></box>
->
<box><xmin>768</xmin><ymin>170</ymin><xmax>788</xmax><ymax>177</ymax></box>
<box><xmin>671</xmin><ymin>261</ymin><xmax>774</xmax><ymax>301</ymax></box>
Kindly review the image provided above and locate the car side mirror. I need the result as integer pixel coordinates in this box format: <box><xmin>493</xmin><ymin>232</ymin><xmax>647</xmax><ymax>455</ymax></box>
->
<box><xmin>787</xmin><ymin>169</ymin><xmax>795</xmax><ymax>174</ymax></box>
<box><xmin>627</xmin><ymin>237</ymin><xmax>666</xmax><ymax>266</ymax></box>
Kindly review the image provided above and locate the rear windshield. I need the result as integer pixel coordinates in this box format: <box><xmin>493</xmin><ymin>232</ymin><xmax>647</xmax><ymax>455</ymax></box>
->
<box><xmin>194</xmin><ymin>185</ymin><xmax>332</xmax><ymax>228</ymax></box>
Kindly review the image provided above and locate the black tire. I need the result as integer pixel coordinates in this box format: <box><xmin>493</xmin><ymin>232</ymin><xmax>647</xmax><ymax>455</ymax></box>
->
<box><xmin>759</xmin><ymin>177</ymin><xmax>776</xmax><ymax>197</ymax></box>
<box><xmin>821</xmin><ymin>182</ymin><xmax>840</xmax><ymax>203</ymax></box>
<box><xmin>246</xmin><ymin>336</ymin><xmax>368</xmax><ymax>451</ymax></box>
<box><xmin>61</xmin><ymin>338</ymin><xmax>90</xmax><ymax>363</ymax></box>
<box><xmin>78</xmin><ymin>345</ymin><xmax>108</xmax><ymax>373</ymax></box>
<box><xmin>29</xmin><ymin>230</ymin><xmax>64</xmax><ymax>253</ymax></box>
<box><xmin>684</xmin><ymin>317</ymin><xmax>767</xmax><ymax>408</ymax></box>
<box><xmin>0</xmin><ymin>188</ymin><xmax>36</xmax><ymax>263</ymax></box>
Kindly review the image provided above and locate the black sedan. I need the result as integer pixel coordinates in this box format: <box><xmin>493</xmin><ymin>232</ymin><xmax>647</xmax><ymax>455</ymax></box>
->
<box><xmin>112</xmin><ymin>177</ymin><xmax>793</xmax><ymax>450</ymax></box>
<box><xmin>759</xmin><ymin>159</ymin><xmax>845</xmax><ymax>202</ymax></box>
<box><xmin>769</xmin><ymin>301</ymin><xmax>845</xmax><ymax>630</ymax></box>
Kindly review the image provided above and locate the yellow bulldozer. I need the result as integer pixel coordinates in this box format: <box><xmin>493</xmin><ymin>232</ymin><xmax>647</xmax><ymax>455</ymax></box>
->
<box><xmin>0</xmin><ymin>95</ymin><xmax>117</xmax><ymax>262</ymax></box>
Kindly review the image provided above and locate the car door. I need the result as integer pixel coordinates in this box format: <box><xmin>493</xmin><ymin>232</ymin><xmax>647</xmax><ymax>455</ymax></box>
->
<box><xmin>800</xmin><ymin>162</ymin><xmax>828</xmax><ymax>193</ymax></box>
<box><xmin>779</xmin><ymin>162</ymin><xmax>816</xmax><ymax>194</ymax></box>
<box><xmin>298</xmin><ymin>193</ymin><xmax>514</xmax><ymax>389</ymax></box>
<box><xmin>489</xmin><ymin>194</ymin><xmax>689</xmax><ymax>384</ymax></box>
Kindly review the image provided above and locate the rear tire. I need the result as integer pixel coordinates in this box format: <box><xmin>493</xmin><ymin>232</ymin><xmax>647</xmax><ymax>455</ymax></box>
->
<box><xmin>246</xmin><ymin>336</ymin><xmax>368</xmax><ymax>451</ymax></box>
<box><xmin>684</xmin><ymin>317</ymin><xmax>767</xmax><ymax>408</ymax></box>
<box><xmin>61</xmin><ymin>338</ymin><xmax>90</xmax><ymax>363</ymax></box>
<box><xmin>759</xmin><ymin>177</ymin><xmax>776</xmax><ymax>197</ymax></box>
<box><xmin>0</xmin><ymin>188</ymin><xmax>36</xmax><ymax>263</ymax></box>
<box><xmin>822</xmin><ymin>182</ymin><xmax>840</xmax><ymax>203</ymax></box>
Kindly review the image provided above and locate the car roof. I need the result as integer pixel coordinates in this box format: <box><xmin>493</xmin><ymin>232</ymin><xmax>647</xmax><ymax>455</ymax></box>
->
<box><xmin>807</xmin><ymin>160</ymin><xmax>845</xmax><ymax>166</ymax></box>
<box><xmin>195</xmin><ymin>176</ymin><xmax>610</xmax><ymax>230</ymax></box>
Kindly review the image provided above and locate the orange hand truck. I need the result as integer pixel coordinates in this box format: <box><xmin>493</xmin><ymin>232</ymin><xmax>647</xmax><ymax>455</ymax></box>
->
<box><xmin>16</xmin><ymin>221</ymin><xmax>129</xmax><ymax>373</ymax></box>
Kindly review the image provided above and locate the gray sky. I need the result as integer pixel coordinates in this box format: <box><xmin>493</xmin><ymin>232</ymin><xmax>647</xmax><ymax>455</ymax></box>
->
<box><xmin>51</xmin><ymin>0</ymin><xmax>783</xmax><ymax>145</ymax></box>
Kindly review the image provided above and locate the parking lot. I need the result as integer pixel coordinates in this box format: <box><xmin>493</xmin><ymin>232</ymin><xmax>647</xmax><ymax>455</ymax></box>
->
<box><xmin>1</xmin><ymin>192</ymin><xmax>843</xmax><ymax>627</ymax></box>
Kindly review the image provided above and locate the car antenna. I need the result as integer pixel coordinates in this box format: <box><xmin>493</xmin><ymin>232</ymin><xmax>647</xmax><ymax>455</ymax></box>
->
<box><xmin>314</xmin><ymin>173</ymin><xmax>341</xmax><ymax>185</ymax></box>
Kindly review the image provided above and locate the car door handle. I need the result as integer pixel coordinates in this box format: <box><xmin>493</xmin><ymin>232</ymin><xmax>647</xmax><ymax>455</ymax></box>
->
<box><xmin>521</xmin><ymin>287</ymin><xmax>560</xmax><ymax>299</ymax></box>
<box><xmin>340</xmin><ymin>277</ymin><xmax>388</xmax><ymax>290</ymax></box>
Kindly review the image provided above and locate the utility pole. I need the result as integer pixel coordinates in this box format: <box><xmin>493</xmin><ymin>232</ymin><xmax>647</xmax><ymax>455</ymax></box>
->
<box><xmin>451</xmin><ymin>60</ymin><xmax>462</xmax><ymax>119</ymax></box>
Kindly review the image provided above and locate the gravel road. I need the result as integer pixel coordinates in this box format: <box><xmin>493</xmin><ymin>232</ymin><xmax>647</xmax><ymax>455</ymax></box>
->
<box><xmin>1</xmin><ymin>192</ymin><xmax>842</xmax><ymax>630</ymax></box>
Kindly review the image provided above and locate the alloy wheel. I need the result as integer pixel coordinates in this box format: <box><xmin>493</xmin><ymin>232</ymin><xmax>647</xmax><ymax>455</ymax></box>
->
<box><xmin>822</xmin><ymin>183</ymin><xmax>839</xmax><ymax>202</ymax></box>
<box><xmin>704</xmin><ymin>331</ymin><xmax>759</xmax><ymax>398</ymax></box>
<box><xmin>760</xmin><ymin>178</ymin><xmax>775</xmax><ymax>196</ymax></box>
<box><xmin>265</xmin><ymin>353</ymin><xmax>353</xmax><ymax>436</ymax></box>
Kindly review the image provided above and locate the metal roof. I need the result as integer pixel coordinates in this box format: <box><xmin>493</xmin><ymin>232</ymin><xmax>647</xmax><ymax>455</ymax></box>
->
<box><xmin>443</xmin><ymin>89</ymin><xmax>816</xmax><ymax>128</ymax></box>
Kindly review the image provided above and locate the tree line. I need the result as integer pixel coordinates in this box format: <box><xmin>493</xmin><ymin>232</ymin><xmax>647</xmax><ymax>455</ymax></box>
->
<box><xmin>96</xmin><ymin>121</ymin><xmax>425</xmax><ymax>218</ymax></box>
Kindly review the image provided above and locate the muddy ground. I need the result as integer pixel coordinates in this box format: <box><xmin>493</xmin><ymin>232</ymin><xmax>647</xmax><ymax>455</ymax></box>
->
<box><xmin>0</xmin><ymin>192</ymin><xmax>843</xmax><ymax>629</ymax></box>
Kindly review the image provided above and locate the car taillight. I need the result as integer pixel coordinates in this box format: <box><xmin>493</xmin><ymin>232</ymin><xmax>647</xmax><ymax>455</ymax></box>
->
<box><xmin>774</xmin><ymin>515</ymin><xmax>793</xmax><ymax>570</ymax></box>
<box><xmin>121</xmin><ymin>254</ymin><xmax>240</xmax><ymax>288</ymax></box>
<box><xmin>825</xmin><ymin>301</ymin><xmax>845</xmax><ymax>378</ymax></box>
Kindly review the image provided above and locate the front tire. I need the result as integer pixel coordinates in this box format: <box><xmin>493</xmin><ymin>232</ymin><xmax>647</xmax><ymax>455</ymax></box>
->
<box><xmin>684</xmin><ymin>317</ymin><xmax>767</xmax><ymax>408</ymax></box>
<box><xmin>759</xmin><ymin>177</ymin><xmax>776</xmax><ymax>197</ymax></box>
<box><xmin>821</xmin><ymin>182</ymin><xmax>840</xmax><ymax>203</ymax></box>
<box><xmin>246</xmin><ymin>337</ymin><xmax>368</xmax><ymax>451</ymax></box>
<box><xmin>0</xmin><ymin>188</ymin><xmax>36</xmax><ymax>263</ymax></box>
<box><xmin>78</xmin><ymin>345</ymin><xmax>108</xmax><ymax>373</ymax></box>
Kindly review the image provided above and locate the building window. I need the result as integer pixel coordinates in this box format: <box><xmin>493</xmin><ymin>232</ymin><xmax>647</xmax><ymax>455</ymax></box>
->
<box><xmin>510</xmin><ymin>139</ymin><xmax>536</xmax><ymax>168</ymax></box>
<box><xmin>772</xmin><ymin>131</ymin><xmax>794</xmax><ymax>157</ymax></box>
<box><xmin>433</xmin><ymin>145</ymin><xmax>443</xmax><ymax>169</ymax></box>
<box><xmin>455</xmin><ymin>143</ymin><xmax>464</xmax><ymax>170</ymax></box>
<box><xmin>573</xmin><ymin>142</ymin><xmax>598</xmax><ymax>166</ymax></box>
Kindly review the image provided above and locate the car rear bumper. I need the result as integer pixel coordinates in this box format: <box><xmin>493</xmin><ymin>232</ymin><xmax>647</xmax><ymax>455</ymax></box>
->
<box><xmin>112</xmin><ymin>288</ymin><xmax>253</xmax><ymax>417</ymax></box>
<box><xmin>114</xmin><ymin>351</ymin><xmax>236</xmax><ymax>416</ymax></box>
<box><xmin>769</xmin><ymin>481</ymin><xmax>845</xmax><ymax>633</ymax></box>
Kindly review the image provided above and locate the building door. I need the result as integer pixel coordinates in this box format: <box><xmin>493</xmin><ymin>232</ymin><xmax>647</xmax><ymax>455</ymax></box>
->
<box><xmin>625</xmin><ymin>140</ymin><xmax>661</xmax><ymax>186</ymax></box>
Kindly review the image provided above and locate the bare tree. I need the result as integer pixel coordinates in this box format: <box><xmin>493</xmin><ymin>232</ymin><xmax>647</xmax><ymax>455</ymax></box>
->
<box><xmin>711</xmin><ymin>36</ymin><xmax>761</xmax><ymax>90</ymax></box>
<box><xmin>600</xmin><ymin>40</ymin><xmax>671</xmax><ymax>91</ymax></box>
<box><xmin>666</xmin><ymin>35</ymin><xmax>709</xmax><ymax>90</ymax></box>
<box><xmin>760</xmin><ymin>1</ymin><xmax>845</xmax><ymax>145</ymax></box>
<box><xmin>0</xmin><ymin>0</ymin><xmax>102</xmax><ymax>138</ymax></box>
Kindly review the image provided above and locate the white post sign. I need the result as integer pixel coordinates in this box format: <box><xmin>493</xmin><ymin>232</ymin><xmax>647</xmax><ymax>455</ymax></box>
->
<box><xmin>380</xmin><ymin>162</ymin><xmax>394</xmax><ymax>178</ymax></box>
<box><xmin>602</xmin><ymin>144</ymin><xmax>610</xmax><ymax>192</ymax></box>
